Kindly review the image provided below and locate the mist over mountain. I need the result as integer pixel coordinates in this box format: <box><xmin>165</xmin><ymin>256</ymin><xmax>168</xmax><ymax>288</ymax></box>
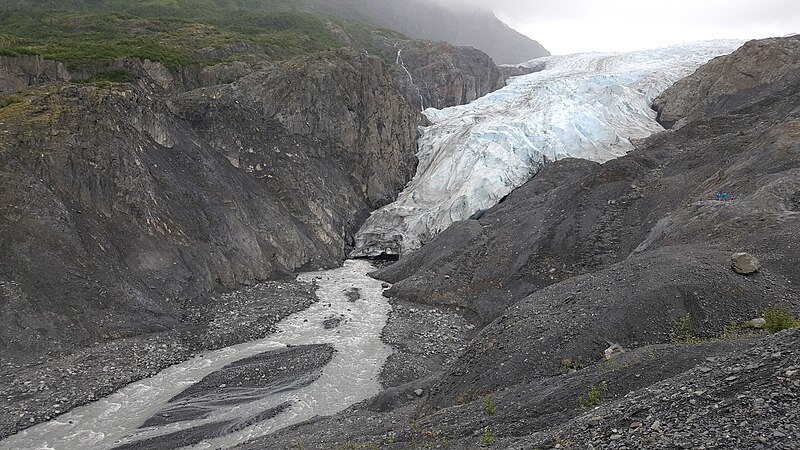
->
<box><xmin>320</xmin><ymin>0</ymin><xmax>550</xmax><ymax>64</ymax></box>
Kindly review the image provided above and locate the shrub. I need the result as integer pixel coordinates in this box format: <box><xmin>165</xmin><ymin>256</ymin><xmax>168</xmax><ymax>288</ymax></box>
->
<box><xmin>579</xmin><ymin>381</ymin><xmax>609</xmax><ymax>409</ymax></box>
<box><xmin>720</xmin><ymin>321</ymin><xmax>742</xmax><ymax>340</ymax></box>
<box><xmin>481</xmin><ymin>429</ymin><xmax>495</xmax><ymax>446</ymax></box>
<box><xmin>84</xmin><ymin>69</ymin><xmax>139</xmax><ymax>83</ymax></box>
<box><xmin>670</xmin><ymin>314</ymin><xmax>703</xmax><ymax>345</ymax></box>
<box><xmin>0</xmin><ymin>96</ymin><xmax>21</xmax><ymax>109</ymax></box>
<box><xmin>764</xmin><ymin>309</ymin><xmax>800</xmax><ymax>334</ymax></box>
<box><xmin>484</xmin><ymin>396</ymin><xmax>497</xmax><ymax>416</ymax></box>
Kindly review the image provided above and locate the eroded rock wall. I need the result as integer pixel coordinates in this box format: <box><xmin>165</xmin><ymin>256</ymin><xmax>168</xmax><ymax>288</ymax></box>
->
<box><xmin>0</xmin><ymin>49</ymin><xmax>421</xmax><ymax>361</ymax></box>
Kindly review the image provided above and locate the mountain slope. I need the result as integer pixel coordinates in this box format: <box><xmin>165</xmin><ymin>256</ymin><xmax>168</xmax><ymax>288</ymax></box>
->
<box><xmin>235</xmin><ymin>36</ymin><xmax>800</xmax><ymax>450</ymax></box>
<box><xmin>1</xmin><ymin>0</ymin><xmax>549</xmax><ymax>67</ymax></box>
<box><xmin>322</xmin><ymin>0</ymin><xmax>549</xmax><ymax>64</ymax></box>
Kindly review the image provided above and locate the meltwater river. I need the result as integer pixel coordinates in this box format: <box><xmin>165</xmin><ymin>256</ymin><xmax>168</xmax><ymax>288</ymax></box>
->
<box><xmin>0</xmin><ymin>260</ymin><xmax>391</xmax><ymax>450</ymax></box>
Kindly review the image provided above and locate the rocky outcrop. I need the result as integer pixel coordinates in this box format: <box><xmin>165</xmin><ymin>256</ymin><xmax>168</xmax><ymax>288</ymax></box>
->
<box><xmin>389</xmin><ymin>40</ymin><xmax>505</xmax><ymax>110</ymax></box>
<box><xmin>653</xmin><ymin>36</ymin><xmax>800</xmax><ymax>129</ymax></box>
<box><xmin>498</xmin><ymin>64</ymin><xmax>543</xmax><ymax>80</ymax></box>
<box><xmin>0</xmin><ymin>48</ymin><xmax>420</xmax><ymax>362</ymax></box>
<box><xmin>0</xmin><ymin>54</ymin><xmax>263</xmax><ymax>95</ymax></box>
<box><xmin>0</xmin><ymin>55</ymin><xmax>70</xmax><ymax>93</ymax></box>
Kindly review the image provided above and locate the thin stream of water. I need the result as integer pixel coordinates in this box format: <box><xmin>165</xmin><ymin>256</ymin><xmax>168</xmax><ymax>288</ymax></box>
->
<box><xmin>0</xmin><ymin>260</ymin><xmax>391</xmax><ymax>450</ymax></box>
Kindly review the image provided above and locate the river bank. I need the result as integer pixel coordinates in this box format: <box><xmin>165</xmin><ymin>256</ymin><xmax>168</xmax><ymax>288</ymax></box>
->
<box><xmin>1</xmin><ymin>260</ymin><xmax>407</xmax><ymax>450</ymax></box>
<box><xmin>0</xmin><ymin>280</ymin><xmax>317</xmax><ymax>440</ymax></box>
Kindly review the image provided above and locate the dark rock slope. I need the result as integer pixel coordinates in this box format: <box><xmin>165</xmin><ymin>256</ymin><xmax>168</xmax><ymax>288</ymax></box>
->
<box><xmin>0</xmin><ymin>48</ymin><xmax>421</xmax><ymax>363</ymax></box>
<box><xmin>653</xmin><ymin>36</ymin><xmax>800</xmax><ymax>129</ymax></box>
<box><xmin>388</xmin><ymin>40</ymin><xmax>505</xmax><ymax>111</ymax></box>
<box><xmin>240</xmin><ymin>36</ymin><xmax>800</xmax><ymax>449</ymax></box>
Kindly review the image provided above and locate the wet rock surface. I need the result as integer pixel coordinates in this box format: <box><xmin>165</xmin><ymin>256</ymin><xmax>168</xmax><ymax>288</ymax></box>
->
<box><xmin>386</xmin><ymin>39</ymin><xmax>505</xmax><ymax>111</ymax></box>
<box><xmin>115</xmin><ymin>345</ymin><xmax>334</xmax><ymax>450</ymax></box>
<box><xmin>114</xmin><ymin>403</ymin><xmax>291</xmax><ymax>450</ymax></box>
<box><xmin>162</xmin><ymin>344</ymin><xmax>334</xmax><ymax>407</ymax></box>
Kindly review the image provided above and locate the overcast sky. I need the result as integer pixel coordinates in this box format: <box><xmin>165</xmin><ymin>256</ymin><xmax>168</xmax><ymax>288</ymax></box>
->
<box><xmin>434</xmin><ymin>0</ymin><xmax>800</xmax><ymax>54</ymax></box>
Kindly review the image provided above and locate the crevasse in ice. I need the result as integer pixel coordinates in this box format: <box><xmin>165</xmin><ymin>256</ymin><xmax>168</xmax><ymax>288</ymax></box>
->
<box><xmin>352</xmin><ymin>40</ymin><xmax>744</xmax><ymax>257</ymax></box>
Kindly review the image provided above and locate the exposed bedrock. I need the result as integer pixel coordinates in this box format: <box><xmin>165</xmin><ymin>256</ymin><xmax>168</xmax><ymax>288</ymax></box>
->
<box><xmin>0</xmin><ymin>55</ymin><xmax>71</xmax><ymax>94</ymax></box>
<box><xmin>0</xmin><ymin>48</ymin><xmax>421</xmax><ymax>362</ymax></box>
<box><xmin>653</xmin><ymin>36</ymin><xmax>800</xmax><ymax>129</ymax></box>
<box><xmin>388</xmin><ymin>40</ymin><xmax>505</xmax><ymax>111</ymax></box>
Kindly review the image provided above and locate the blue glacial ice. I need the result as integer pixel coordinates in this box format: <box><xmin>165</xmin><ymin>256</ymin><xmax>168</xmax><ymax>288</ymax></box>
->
<box><xmin>352</xmin><ymin>40</ymin><xmax>744</xmax><ymax>257</ymax></box>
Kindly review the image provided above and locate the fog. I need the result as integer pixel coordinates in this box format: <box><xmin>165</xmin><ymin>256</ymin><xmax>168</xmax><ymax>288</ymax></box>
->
<box><xmin>428</xmin><ymin>0</ymin><xmax>800</xmax><ymax>54</ymax></box>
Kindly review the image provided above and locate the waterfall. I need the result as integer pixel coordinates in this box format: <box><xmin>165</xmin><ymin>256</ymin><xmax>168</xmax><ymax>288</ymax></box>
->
<box><xmin>396</xmin><ymin>45</ymin><xmax>425</xmax><ymax>112</ymax></box>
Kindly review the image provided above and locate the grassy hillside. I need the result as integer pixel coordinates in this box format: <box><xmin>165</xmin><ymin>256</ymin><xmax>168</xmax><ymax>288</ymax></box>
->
<box><xmin>0</xmin><ymin>0</ymin><xmax>400</xmax><ymax>69</ymax></box>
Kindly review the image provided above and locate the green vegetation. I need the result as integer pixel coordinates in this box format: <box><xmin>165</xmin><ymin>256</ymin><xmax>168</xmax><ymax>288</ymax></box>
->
<box><xmin>763</xmin><ymin>309</ymin><xmax>800</xmax><ymax>333</ymax></box>
<box><xmin>0</xmin><ymin>96</ymin><xmax>21</xmax><ymax>109</ymax></box>
<box><xmin>579</xmin><ymin>381</ymin><xmax>609</xmax><ymax>409</ymax></box>
<box><xmin>0</xmin><ymin>0</ymin><xmax>397</xmax><ymax>70</ymax></box>
<box><xmin>670</xmin><ymin>313</ymin><xmax>703</xmax><ymax>345</ymax></box>
<box><xmin>560</xmin><ymin>358</ymin><xmax>576</xmax><ymax>374</ymax></box>
<box><xmin>554</xmin><ymin>435</ymin><xmax>575</xmax><ymax>449</ymax></box>
<box><xmin>404</xmin><ymin>421</ymin><xmax>452</xmax><ymax>449</ymax></box>
<box><xmin>410</xmin><ymin>419</ymin><xmax>419</xmax><ymax>449</ymax></box>
<box><xmin>483</xmin><ymin>396</ymin><xmax>497</xmax><ymax>416</ymax></box>
<box><xmin>720</xmin><ymin>321</ymin><xmax>742</xmax><ymax>340</ymax></box>
<box><xmin>335</xmin><ymin>442</ymin><xmax>379</xmax><ymax>450</ymax></box>
<box><xmin>481</xmin><ymin>428</ymin><xmax>495</xmax><ymax>446</ymax></box>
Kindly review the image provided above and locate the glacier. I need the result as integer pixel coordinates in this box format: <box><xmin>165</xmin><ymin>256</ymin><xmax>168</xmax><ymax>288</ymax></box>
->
<box><xmin>351</xmin><ymin>40</ymin><xmax>745</xmax><ymax>257</ymax></box>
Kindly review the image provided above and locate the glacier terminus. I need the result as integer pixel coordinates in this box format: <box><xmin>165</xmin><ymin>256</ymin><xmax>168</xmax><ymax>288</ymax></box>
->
<box><xmin>351</xmin><ymin>40</ymin><xmax>745</xmax><ymax>258</ymax></box>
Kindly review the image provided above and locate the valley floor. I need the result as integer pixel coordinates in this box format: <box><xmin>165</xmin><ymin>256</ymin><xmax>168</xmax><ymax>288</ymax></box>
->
<box><xmin>0</xmin><ymin>280</ymin><xmax>316</xmax><ymax>440</ymax></box>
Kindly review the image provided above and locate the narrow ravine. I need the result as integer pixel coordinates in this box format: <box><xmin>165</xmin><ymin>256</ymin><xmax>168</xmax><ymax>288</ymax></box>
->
<box><xmin>0</xmin><ymin>260</ymin><xmax>391</xmax><ymax>450</ymax></box>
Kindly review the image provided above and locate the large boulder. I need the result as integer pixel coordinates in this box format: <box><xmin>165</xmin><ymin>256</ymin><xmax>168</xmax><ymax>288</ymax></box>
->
<box><xmin>731</xmin><ymin>252</ymin><xmax>761</xmax><ymax>275</ymax></box>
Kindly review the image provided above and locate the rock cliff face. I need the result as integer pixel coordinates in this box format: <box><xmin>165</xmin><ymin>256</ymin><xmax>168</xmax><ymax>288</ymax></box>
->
<box><xmin>0</xmin><ymin>48</ymin><xmax>421</xmax><ymax>361</ymax></box>
<box><xmin>0</xmin><ymin>55</ymin><xmax>71</xmax><ymax>93</ymax></box>
<box><xmin>390</xmin><ymin>40</ymin><xmax>505</xmax><ymax>111</ymax></box>
<box><xmin>0</xmin><ymin>54</ymin><xmax>263</xmax><ymax>94</ymax></box>
<box><xmin>653</xmin><ymin>36</ymin><xmax>800</xmax><ymax>129</ymax></box>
